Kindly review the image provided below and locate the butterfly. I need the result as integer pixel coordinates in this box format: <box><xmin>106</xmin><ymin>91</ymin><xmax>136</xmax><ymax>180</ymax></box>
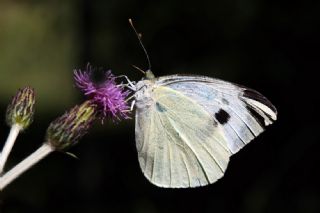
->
<box><xmin>129</xmin><ymin>69</ymin><xmax>277</xmax><ymax>188</ymax></box>
<box><xmin>127</xmin><ymin>19</ymin><xmax>277</xmax><ymax>188</ymax></box>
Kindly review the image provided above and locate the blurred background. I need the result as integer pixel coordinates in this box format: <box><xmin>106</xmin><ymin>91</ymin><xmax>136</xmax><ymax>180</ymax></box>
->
<box><xmin>0</xmin><ymin>0</ymin><xmax>319</xmax><ymax>212</ymax></box>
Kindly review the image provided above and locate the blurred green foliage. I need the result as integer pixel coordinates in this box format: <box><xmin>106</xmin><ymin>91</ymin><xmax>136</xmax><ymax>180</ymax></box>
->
<box><xmin>0</xmin><ymin>1</ymin><xmax>78</xmax><ymax>113</ymax></box>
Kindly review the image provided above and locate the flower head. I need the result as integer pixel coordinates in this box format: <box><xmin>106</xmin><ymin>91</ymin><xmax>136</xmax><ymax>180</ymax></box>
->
<box><xmin>74</xmin><ymin>65</ymin><xmax>130</xmax><ymax>121</ymax></box>
<box><xmin>6</xmin><ymin>86</ymin><xmax>35</xmax><ymax>130</ymax></box>
<box><xmin>45</xmin><ymin>101</ymin><xmax>96</xmax><ymax>151</ymax></box>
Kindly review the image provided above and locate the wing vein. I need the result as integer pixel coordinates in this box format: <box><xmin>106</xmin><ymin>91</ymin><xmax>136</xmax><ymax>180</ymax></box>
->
<box><xmin>181</xmin><ymin>153</ymin><xmax>191</xmax><ymax>187</ymax></box>
<box><xmin>166</xmin><ymin>109</ymin><xmax>230</xmax><ymax>153</ymax></box>
<box><xmin>226</xmin><ymin>104</ymin><xmax>257</xmax><ymax>136</ymax></box>
<box><xmin>168</xmin><ymin>117</ymin><xmax>211</xmax><ymax>185</ymax></box>
<box><xmin>226</xmin><ymin>123</ymin><xmax>246</xmax><ymax>145</ymax></box>
<box><xmin>201</xmin><ymin>143</ymin><xmax>224</xmax><ymax>173</ymax></box>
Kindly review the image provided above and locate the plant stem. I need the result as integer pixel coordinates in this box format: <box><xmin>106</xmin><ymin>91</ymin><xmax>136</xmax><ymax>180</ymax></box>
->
<box><xmin>0</xmin><ymin>143</ymin><xmax>54</xmax><ymax>190</ymax></box>
<box><xmin>0</xmin><ymin>124</ymin><xmax>22</xmax><ymax>174</ymax></box>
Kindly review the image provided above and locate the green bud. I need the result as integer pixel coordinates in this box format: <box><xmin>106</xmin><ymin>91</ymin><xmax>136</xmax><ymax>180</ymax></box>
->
<box><xmin>6</xmin><ymin>86</ymin><xmax>35</xmax><ymax>130</ymax></box>
<box><xmin>45</xmin><ymin>101</ymin><xmax>97</xmax><ymax>151</ymax></box>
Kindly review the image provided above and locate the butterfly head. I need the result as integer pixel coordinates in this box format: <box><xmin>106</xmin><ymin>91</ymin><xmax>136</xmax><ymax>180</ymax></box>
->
<box><xmin>145</xmin><ymin>70</ymin><xmax>155</xmax><ymax>80</ymax></box>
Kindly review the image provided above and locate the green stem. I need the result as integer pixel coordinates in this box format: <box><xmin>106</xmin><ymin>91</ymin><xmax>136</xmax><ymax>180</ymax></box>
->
<box><xmin>0</xmin><ymin>143</ymin><xmax>54</xmax><ymax>190</ymax></box>
<box><xmin>0</xmin><ymin>124</ymin><xmax>22</xmax><ymax>174</ymax></box>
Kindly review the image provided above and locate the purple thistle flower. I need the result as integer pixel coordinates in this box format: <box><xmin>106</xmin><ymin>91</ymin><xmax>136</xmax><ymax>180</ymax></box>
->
<box><xmin>74</xmin><ymin>65</ymin><xmax>131</xmax><ymax>121</ymax></box>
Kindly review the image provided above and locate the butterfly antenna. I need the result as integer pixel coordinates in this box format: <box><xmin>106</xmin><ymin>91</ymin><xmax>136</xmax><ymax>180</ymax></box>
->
<box><xmin>131</xmin><ymin>64</ymin><xmax>146</xmax><ymax>74</ymax></box>
<box><xmin>129</xmin><ymin>18</ymin><xmax>152</xmax><ymax>72</ymax></box>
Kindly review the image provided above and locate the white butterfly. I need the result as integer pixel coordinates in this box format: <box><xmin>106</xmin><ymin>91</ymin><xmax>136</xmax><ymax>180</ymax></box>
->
<box><xmin>129</xmin><ymin>70</ymin><xmax>277</xmax><ymax>188</ymax></box>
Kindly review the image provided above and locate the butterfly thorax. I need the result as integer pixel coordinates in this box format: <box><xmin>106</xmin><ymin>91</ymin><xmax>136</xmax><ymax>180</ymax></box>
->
<box><xmin>135</xmin><ymin>69</ymin><xmax>157</xmax><ymax>109</ymax></box>
<box><xmin>135</xmin><ymin>79</ymin><xmax>156</xmax><ymax>109</ymax></box>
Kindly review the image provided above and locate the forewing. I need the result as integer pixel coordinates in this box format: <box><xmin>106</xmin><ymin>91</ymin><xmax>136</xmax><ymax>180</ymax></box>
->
<box><xmin>135</xmin><ymin>86</ymin><xmax>231</xmax><ymax>188</ymax></box>
<box><xmin>157</xmin><ymin>75</ymin><xmax>277</xmax><ymax>154</ymax></box>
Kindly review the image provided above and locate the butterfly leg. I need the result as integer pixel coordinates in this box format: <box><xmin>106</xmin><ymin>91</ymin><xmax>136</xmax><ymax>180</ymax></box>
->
<box><xmin>116</xmin><ymin>75</ymin><xmax>136</xmax><ymax>91</ymax></box>
<box><xmin>121</xmin><ymin>99</ymin><xmax>135</xmax><ymax>113</ymax></box>
<box><xmin>124</xmin><ymin>95</ymin><xmax>136</xmax><ymax>111</ymax></box>
<box><xmin>130</xmin><ymin>100</ymin><xmax>136</xmax><ymax>111</ymax></box>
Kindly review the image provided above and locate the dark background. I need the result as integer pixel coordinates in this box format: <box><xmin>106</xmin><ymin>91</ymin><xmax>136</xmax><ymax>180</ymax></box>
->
<box><xmin>0</xmin><ymin>0</ymin><xmax>319</xmax><ymax>212</ymax></box>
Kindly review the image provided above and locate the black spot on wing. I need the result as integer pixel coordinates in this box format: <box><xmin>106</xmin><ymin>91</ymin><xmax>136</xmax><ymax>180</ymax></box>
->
<box><xmin>222</xmin><ymin>98</ymin><xmax>229</xmax><ymax>105</ymax></box>
<box><xmin>214</xmin><ymin>109</ymin><xmax>230</xmax><ymax>125</ymax></box>
<box><xmin>243</xmin><ymin>89</ymin><xmax>277</xmax><ymax>113</ymax></box>
<box><xmin>156</xmin><ymin>102</ymin><xmax>167</xmax><ymax>112</ymax></box>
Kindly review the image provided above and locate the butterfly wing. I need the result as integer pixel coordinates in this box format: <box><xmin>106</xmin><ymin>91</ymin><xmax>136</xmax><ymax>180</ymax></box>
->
<box><xmin>156</xmin><ymin>75</ymin><xmax>277</xmax><ymax>154</ymax></box>
<box><xmin>135</xmin><ymin>85</ymin><xmax>231</xmax><ymax>188</ymax></box>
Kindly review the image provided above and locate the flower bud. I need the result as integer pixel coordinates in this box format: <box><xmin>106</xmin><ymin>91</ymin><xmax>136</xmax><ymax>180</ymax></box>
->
<box><xmin>6</xmin><ymin>86</ymin><xmax>35</xmax><ymax>130</ymax></box>
<box><xmin>45</xmin><ymin>101</ymin><xmax>96</xmax><ymax>151</ymax></box>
